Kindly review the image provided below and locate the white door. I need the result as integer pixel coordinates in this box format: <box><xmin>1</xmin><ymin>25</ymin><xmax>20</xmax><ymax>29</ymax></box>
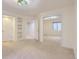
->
<box><xmin>2</xmin><ymin>16</ymin><xmax>15</xmax><ymax>41</ymax></box>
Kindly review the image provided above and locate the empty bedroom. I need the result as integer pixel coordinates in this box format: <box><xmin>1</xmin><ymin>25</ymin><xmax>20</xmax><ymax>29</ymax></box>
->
<box><xmin>2</xmin><ymin>0</ymin><xmax>77</xmax><ymax>59</ymax></box>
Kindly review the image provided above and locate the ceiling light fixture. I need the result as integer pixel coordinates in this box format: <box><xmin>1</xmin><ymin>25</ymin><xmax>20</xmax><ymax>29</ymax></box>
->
<box><xmin>17</xmin><ymin>0</ymin><xmax>30</xmax><ymax>6</ymax></box>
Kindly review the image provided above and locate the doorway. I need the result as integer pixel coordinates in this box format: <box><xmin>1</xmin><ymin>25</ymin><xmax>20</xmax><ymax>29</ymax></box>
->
<box><xmin>43</xmin><ymin>16</ymin><xmax>63</xmax><ymax>43</ymax></box>
<box><xmin>2</xmin><ymin>15</ymin><xmax>15</xmax><ymax>41</ymax></box>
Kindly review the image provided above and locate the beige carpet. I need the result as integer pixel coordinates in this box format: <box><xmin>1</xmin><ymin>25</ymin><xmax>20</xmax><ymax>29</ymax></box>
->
<box><xmin>2</xmin><ymin>40</ymin><xmax>75</xmax><ymax>59</ymax></box>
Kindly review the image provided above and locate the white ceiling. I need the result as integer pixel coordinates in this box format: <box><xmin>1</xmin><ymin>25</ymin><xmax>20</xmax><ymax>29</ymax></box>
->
<box><xmin>2</xmin><ymin>0</ymin><xmax>75</xmax><ymax>16</ymax></box>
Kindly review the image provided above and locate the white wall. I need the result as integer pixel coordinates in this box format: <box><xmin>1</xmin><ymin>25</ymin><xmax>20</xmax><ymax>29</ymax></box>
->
<box><xmin>39</xmin><ymin>5</ymin><xmax>76</xmax><ymax>49</ymax></box>
<box><xmin>38</xmin><ymin>5</ymin><xmax>76</xmax><ymax>58</ymax></box>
